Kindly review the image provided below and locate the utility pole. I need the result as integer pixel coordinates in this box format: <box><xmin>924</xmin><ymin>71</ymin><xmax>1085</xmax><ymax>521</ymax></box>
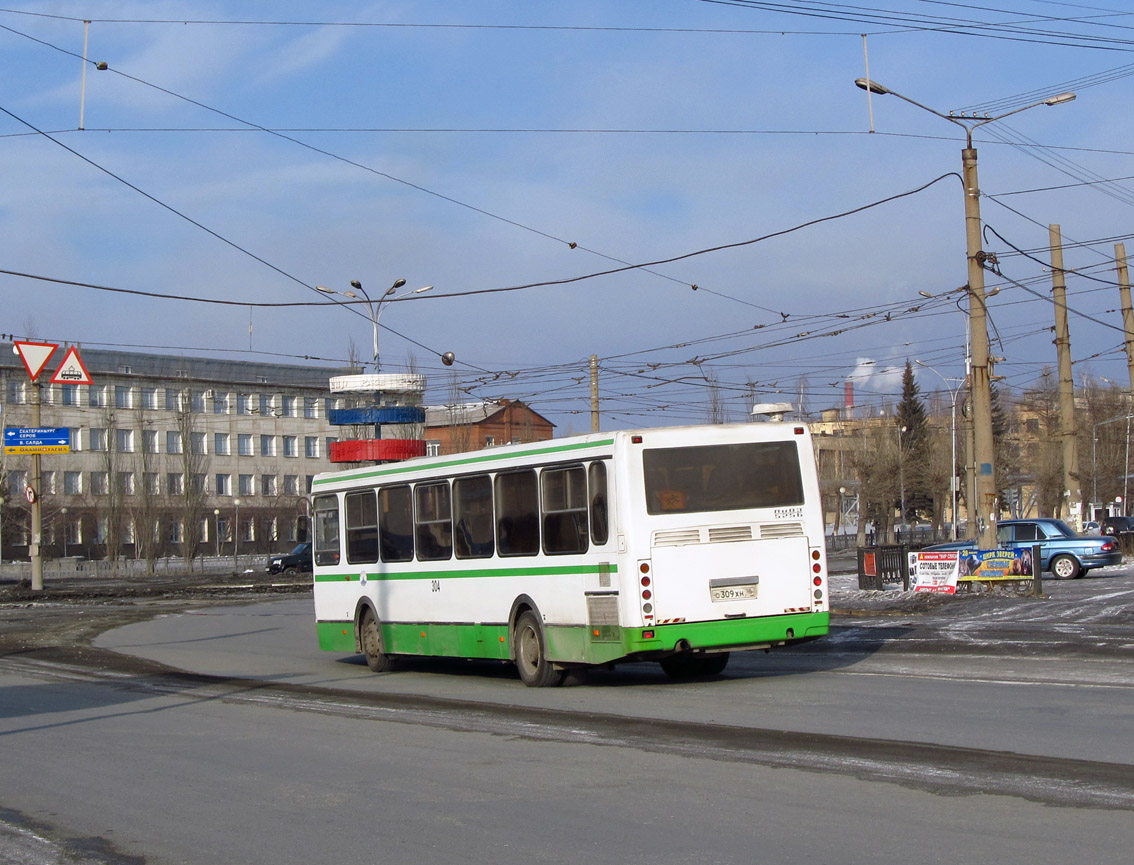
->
<box><xmin>590</xmin><ymin>354</ymin><xmax>600</xmax><ymax>432</ymax></box>
<box><xmin>1050</xmin><ymin>224</ymin><xmax>1081</xmax><ymax>530</ymax></box>
<box><xmin>853</xmin><ymin>78</ymin><xmax>1075</xmax><ymax>548</ymax></box>
<box><xmin>1118</xmin><ymin>243</ymin><xmax>1134</xmax><ymax>399</ymax></box>
<box><xmin>961</xmin><ymin>146</ymin><xmax>999</xmax><ymax>548</ymax></box>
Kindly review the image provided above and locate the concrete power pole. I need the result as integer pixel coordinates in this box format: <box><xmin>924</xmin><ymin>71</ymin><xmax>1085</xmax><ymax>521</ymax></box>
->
<box><xmin>1050</xmin><ymin>224</ymin><xmax>1082</xmax><ymax>530</ymax></box>
<box><xmin>1117</xmin><ymin>243</ymin><xmax>1134</xmax><ymax>399</ymax></box>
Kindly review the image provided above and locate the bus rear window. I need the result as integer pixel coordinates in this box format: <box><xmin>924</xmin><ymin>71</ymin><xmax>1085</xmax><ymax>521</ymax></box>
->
<box><xmin>643</xmin><ymin>441</ymin><xmax>804</xmax><ymax>515</ymax></box>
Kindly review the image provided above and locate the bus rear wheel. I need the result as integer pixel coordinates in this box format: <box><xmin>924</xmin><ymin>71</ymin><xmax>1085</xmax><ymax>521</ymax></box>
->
<box><xmin>660</xmin><ymin>652</ymin><xmax>730</xmax><ymax>679</ymax></box>
<box><xmin>359</xmin><ymin>609</ymin><xmax>395</xmax><ymax>673</ymax></box>
<box><xmin>514</xmin><ymin>610</ymin><xmax>565</xmax><ymax>688</ymax></box>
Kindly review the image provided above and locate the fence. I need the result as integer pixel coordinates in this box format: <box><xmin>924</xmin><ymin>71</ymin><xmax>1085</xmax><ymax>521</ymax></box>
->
<box><xmin>856</xmin><ymin>544</ymin><xmax>910</xmax><ymax>591</ymax></box>
<box><xmin>0</xmin><ymin>554</ymin><xmax>261</xmax><ymax>581</ymax></box>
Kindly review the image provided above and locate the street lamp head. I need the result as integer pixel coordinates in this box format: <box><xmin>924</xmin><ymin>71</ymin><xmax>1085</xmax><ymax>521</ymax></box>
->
<box><xmin>350</xmin><ymin>279</ymin><xmax>362</xmax><ymax>290</ymax></box>
<box><xmin>315</xmin><ymin>285</ymin><xmax>333</xmax><ymax>294</ymax></box>
<box><xmin>391</xmin><ymin>278</ymin><xmax>407</xmax><ymax>290</ymax></box>
<box><xmin>1044</xmin><ymin>92</ymin><xmax>1076</xmax><ymax>106</ymax></box>
<box><xmin>413</xmin><ymin>285</ymin><xmax>434</xmax><ymax>295</ymax></box>
<box><xmin>854</xmin><ymin>77</ymin><xmax>890</xmax><ymax>96</ymax></box>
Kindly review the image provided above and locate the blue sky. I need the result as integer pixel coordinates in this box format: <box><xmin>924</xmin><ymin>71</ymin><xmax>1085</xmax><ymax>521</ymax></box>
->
<box><xmin>3</xmin><ymin>1</ymin><xmax>1133</xmax><ymax>434</ymax></box>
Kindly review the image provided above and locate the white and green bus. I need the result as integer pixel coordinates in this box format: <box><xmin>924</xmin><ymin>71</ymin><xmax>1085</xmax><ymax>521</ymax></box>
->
<box><xmin>311</xmin><ymin>422</ymin><xmax>829</xmax><ymax>686</ymax></box>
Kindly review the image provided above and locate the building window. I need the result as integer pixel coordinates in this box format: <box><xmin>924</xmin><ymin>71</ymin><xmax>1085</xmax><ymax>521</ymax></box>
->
<box><xmin>261</xmin><ymin>475</ymin><xmax>277</xmax><ymax>496</ymax></box>
<box><xmin>7</xmin><ymin>470</ymin><xmax>27</xmax><ymax>494</ymax></box>
<box><xmin>115</xmin><ymin>428</ymin><xmax>134</xmax><ymax>453</ymax></box>
<box><xmin>238</xmin><ymin>434</ymin><xmax>253</xmax><ymax>456</ymax></box>
<box><xmin>140</xmin><ymin>387</ymin><xmax>158</xmax><ymax>410</ymax></box>
<box><xmin>90</xmin><ymin>428</ymin><xmax>108</xmax><ymax>452</ymax></box>
<box><xmin>215</xmin><ymin>433</ymin><xmax>230</xmax><ymax>455</ymax></box>
<box><xmin>145</xmin><ymin>473</ymin><xmax>160</xmax><ymax>495</ymax></box>
<box><xmin>190</xmin><ymin>390</ymin><xmax>206</xmax><ymax>413</ymax></box>
<box><xmin>169</xmin><ymin>521</ymin><xmax>183</xmax><ymax>543</ymax></box>
<box><xmin>167</xmin><ymin>473</ymin><xmax>184</xmax><ymax>495</ymax></box>
<box><xmin>115</xmin><ymin>385</ymin><xmax>132</xmax><ymax>409</ymax></box>
<box><xmin>260</xmin><ymin>435</ymin><xmax>275</xmax><ymax>457</ymax></box>
<box><xmin>6</xmin><ymin>380</ymin><xmax>26</xmax><ymax>404</ymax></box>
<box><xmin>42</xmin><ymin>471</ymin><xmax>57</xmax><ymax>495</ymax></box>
<box><xmin>64</xmin><ymin>471</ymin><xmax>82</xmax><ymax>495</ymax></box>
<box><xmin>260</xmin><ymin>394</ymin><xmax>274</xmax><ymax>416</ymax></box>
<box><xmin>284</xmin><ymin>475</ymin><xmax>299</xmax><ymax>496</ymax></box>
<box><xmin>426</xmin><ymin>440</ymin><xmax>441</xmax><ymax>457</ymax></box>
<box><xmin>213</xmin><ymin>392</ymin><xmax>229</xmax><ymax>414</ymax></box>
<box><xmin>305</xmin><ymin>436</ymin><xmax>319</xmax><ymax>458</ymax></box>
<box><xmin>282</xmin><ymin>435</ymin><xmax>297</xmax><ymax>458</ymax></box>
<box><xmin>142</xmin><ymin>429</ymin><xmax>158</xmax><ymax>454</ymax></box>
<box><xmin>306</xmin><ymin>475</ymin><xmax>314</xmax><ymax>494</ymax></box>
<box><xmin>325</xmin><ymin>436</ymin><xmax>338</xmax><ymax>456</ymax></box>
<box><xmin>325</xmin><ymin>397</ymin><xmax>338</xmax><ymax>416</ymax></box>
<box><xmin>190</xmin><ymin>474</ymin><xmax>206</xmax><ymax>494</ymax></box>
<box><xmin>89</xmin><ymin>385</ymin><xmax>107</xmax><ymax>407</ymax></box>
<box><xmin>239</xmin><ymin>474</ymin><xmax>254</xmax><ymax>496</ymax></box>
<box><xmin>166</xmin><ymin>431</ymin><xmax>183</xmax><ymax>454</ymax></box>
<box><xmin>304</xmin><ymin>397</ymin><xmax>318</xmax><ymax>419</ymax></box>
<box><xmin>215</xmin><ymin>474</ymin><xmax>231</xmax><ymax>496</ymax></box>
<box><xmin>69</xmin><ymin>428</ymin><xmax>82</xmax><ymax>452</ymax></box>
<box><xmin>165</xmin><ymin>389</ymin><xmax>182</xmax><ymax>411</ymax></box>
<box><xmin>236</xmin><ymin>393</ymin><xmax>252</xmax><ymax>415</ymax></box>
<box><xmin>191</xmin><ymin>431</ymin><xmax>207</xmax><ymax>455</ymax></box>
<box><xmin>117</xmin><ymin>472</ymin><xmax>135</xmax><ymax>495</ymax></box>
<box><xmin>91</xmin><ymin>471</ymin><xmax>109</xmax><ymax>496</ymax></box>
<box><xmin>62</xmin><ymin>384</ymin><xmax>79</xmax><ymax>406</ymax></box>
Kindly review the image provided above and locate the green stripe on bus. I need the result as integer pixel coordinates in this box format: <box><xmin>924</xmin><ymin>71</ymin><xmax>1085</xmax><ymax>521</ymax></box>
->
<box><xmin>312</xmin><ymin>438</ymin><xmax>616</xmax><ymax>486</ymax></box>
<box><xmin>316</xmin><ymin>610</ymin><xmax>829</xmax><ymax>666</ymax></box>
<box><xmin>313</xmin><ymin>563</ymin><xmax>617</xmax><ymax>583</ymax></box>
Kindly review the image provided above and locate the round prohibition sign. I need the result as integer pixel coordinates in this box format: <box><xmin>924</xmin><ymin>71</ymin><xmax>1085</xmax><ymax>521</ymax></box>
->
<box><xmin>25</xmin><ymin>485</ymin><xmax>37</xmax><ymax>504</ymax></box>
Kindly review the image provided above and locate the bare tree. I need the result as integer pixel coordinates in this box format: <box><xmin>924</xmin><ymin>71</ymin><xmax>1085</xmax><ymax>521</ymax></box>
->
<box><xmin>175</xmin><ymin>400</ymin><xmax>210</xmax><ymax>570</ymax></box>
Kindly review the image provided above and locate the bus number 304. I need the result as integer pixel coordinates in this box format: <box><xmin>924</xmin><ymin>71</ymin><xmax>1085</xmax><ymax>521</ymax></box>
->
<box><xmin>431</xmin><ymin>580</ymin><xmax>441</xmax><ymax>593</ymax></box>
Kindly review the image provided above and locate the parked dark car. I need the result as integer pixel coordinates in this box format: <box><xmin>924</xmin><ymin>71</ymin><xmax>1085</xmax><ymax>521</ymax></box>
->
<box><xmin>924</xmin><ymin>518</ymin><xmax>1121</xmax><ymax>580</ymax></box>
<box><xmin>1101</xmin><ymin>516</ymin><xmax>1134</xmax><ymax>536</ymax></box>
<box><xmin>267</xmin><ymin>542</ymin><xmax>313</xmax><ymax>575</ymax></box>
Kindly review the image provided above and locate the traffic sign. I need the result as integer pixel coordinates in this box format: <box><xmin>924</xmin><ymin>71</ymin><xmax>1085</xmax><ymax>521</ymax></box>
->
<box><xmin>50</xmin><ymin>346</ymin><xmax>93</xmax><ymax>385</ymax></box>
<box><xmin>13</xmin><ymin>341</ymin><xmax>58</xmax><ymax>381</ymax></box>
<box><xmin>3</xmin><ymin>427</ymin><xmax>71</xmax><ymax>455</ymax></box>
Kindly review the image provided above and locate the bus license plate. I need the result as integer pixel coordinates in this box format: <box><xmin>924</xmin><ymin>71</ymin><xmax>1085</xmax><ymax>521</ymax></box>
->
<box><xmin>711</xmin><ymin>584</ymin><xmax>757</xmax><ymax>602</ymax></box>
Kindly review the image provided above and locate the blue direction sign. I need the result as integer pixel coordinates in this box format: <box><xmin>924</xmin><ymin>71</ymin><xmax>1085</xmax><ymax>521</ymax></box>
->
<box><xmin>3</xmin><ymin>427</ymin><xmax>71</xmax><ymax>455</ymax></box>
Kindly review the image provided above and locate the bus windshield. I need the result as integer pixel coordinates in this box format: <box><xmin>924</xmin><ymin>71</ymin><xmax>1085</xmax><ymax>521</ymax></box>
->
<box><xmin>643</xmin><ymin>441</ymin><xmax>804</xmax><ymax>515</ymax></box>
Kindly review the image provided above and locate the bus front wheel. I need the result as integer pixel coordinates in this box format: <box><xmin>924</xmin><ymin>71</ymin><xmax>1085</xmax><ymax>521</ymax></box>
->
<box><xmin>661</xmin><ymin>652</ymin><xmax>730</xmax><ymax>679</ymax></box>
<box><xmin>359</xmin><ymin>609</ymin><xmax>395</xmax><ymax>673</ymax></box>
<box><xmin>514</xmin><ymin>610</ymin><xmax>565</xmax><ymax>688</ymax></box>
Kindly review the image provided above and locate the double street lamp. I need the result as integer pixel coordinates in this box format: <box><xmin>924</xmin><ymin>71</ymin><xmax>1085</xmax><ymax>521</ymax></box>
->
<box><xmin>317</xmin><ymin>279</ymin><xmax>434</xmax><ymax>372</ymax></box>
<box><xmin>855</xmin><ymin>78</ymin><xmax>1075</xmax><ymax>548</ymax></box>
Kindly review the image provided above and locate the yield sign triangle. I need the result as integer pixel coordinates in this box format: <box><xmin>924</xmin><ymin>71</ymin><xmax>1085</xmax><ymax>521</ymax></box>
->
<box><xmin>14</xmin><ymin>340</ymin><xmax>58</xmax><ymax>381</ymax></box>
<box><xmin>50</xmin><ymin>346</ymin><xmax>93</xmax><ymax>385</ymax></box>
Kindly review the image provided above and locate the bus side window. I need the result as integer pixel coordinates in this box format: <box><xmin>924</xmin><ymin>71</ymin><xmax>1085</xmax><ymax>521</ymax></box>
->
<box><xmin>496</xmin><ymin>469</ymin><xmax>539</xmax><ymax>557</ymax></box>
<box><xmin>345</xmin><ymin>490</ymin><xmax>378</xmax><ymax>564</ymax></box>
<box><xmin>589</xmin><ymin>462</ymin><xmax>609</xmax><ymax>545</ymax></box>
<box><xmin>542</xmin><ymin>465</ymin><xmax>588</xmax><ymax>555</ymax></box>
<box><xmin>313</xmin><ymin>494</ymin><xmax>340</xmax><ymax>566</ymax></box>
<box><xmin>454</xmin><ymin>474</ymin><xmax>494</xmax><ymax>559</ymax></box>
<box><xmin>379</xmin><ymin>485</ymin><xmax>414</xmax><ymax>563</ymax></box>
<box><xmin>415</xmin><ymin>481</ymin><xmax>453</xmax><ymax>561</ymax></box>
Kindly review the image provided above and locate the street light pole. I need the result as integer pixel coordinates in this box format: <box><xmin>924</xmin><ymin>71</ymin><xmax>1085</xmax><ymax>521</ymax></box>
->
<box><xmin>214</xmin><ymin>508</ymin><xmax>221</xmax><ymax>559</ymax></box>
<box><xmin>855</xmin><ymin>78</ymin><xmax>1075</xmax><ymax>548</ymax></box>
<box><xmin>233</xmin><ymin>498</ymin><xmax>241</xmax><ymax>571</ymax></box>
<box><xmin>316</xmin><ymin>279</ymin><xmax>433</xmax><ymax>373</ymax></box>
<box><xmin>897</xmin><ymin>423</ymin><xmax>907</xmax><ymax>541</ymax></box>
<box><xmin>916</xmin><ymin>360</ymin><xmax>963</xmax><ymax>539</ymax></box>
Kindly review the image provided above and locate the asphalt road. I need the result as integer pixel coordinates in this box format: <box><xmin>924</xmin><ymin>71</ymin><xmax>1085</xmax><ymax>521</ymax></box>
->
<box><xmin>1</xmin><ymin>565</ymin><xmax>1132</xmax><ymax>864</ymax></box>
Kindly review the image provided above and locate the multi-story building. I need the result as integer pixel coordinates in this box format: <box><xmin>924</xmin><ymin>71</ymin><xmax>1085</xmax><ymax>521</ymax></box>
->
<box><xmin>1</xmin><ymin>345</ymin><xmax>352</xmax><ymax>561</ymax></box>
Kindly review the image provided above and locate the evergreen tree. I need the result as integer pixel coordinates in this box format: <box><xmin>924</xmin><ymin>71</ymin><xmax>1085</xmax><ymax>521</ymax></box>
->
<box><xmin>897</xmin><ymin>361</ymin><xmax>933</xmax><ymax>523</ymax></box>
